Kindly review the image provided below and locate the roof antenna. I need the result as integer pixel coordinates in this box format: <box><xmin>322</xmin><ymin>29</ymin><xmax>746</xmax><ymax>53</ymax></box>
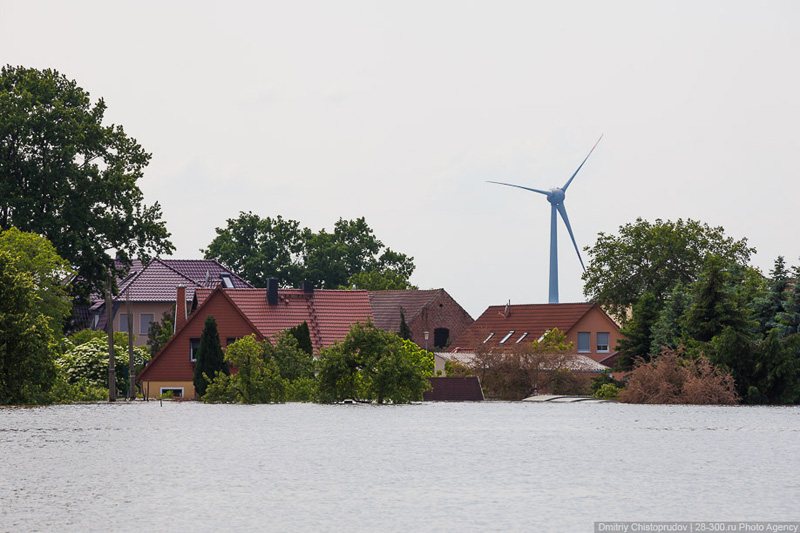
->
<box><xmin>204</xmin><ymin>269</ymin><xmax>210</xmax><ymax>287</ymax></box>
<box><xmin>503</xmin><ymin>299</ymin><xmax>511</xmax><ymax>318</ymax></box>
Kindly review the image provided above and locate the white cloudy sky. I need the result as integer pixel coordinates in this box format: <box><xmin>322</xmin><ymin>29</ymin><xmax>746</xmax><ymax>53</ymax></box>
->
<box><xmin>3</xmin><ymin>1</ymin><xmax>799</xmax><ymax>317</ymax></box>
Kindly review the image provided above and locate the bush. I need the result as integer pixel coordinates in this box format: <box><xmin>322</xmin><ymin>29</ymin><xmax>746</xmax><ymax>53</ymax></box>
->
<box><xmin>594</xmin><ymin>383</ymin><xmax>621</xmax><ymax>400</ymax></box>
<box><xmin>203</xmin><ymin>335</ymin><xmax>285</xmax><ymax>404</ymax></box>
<box><xmin>618</xmin><ymin>348</ymin><xmax>738</xmax><ymax>405</ymax></box>
<box><xmin>285</xmin><ymin>377</ymin><xmax>318</xmax><ymax>402</ymax></box>
<box><xmin>57</xmin><ymin>336</ymin><xmax>150</xmax><ymax>396</ymax></box>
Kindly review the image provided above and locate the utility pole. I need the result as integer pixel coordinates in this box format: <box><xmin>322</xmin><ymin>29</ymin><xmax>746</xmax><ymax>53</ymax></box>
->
<box><xmin>106</xmin><ymin>268</ymin><xmax>117</xmax><ymax>402</ymax></box>
<box><xmin>126</xmin><ymin>288</ymin><xmax>136</xmax><ymax>400</ymax></box>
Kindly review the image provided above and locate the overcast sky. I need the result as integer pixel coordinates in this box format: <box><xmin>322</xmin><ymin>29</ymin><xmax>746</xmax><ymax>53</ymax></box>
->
<box><xmin>3</xmin><ymin>1</ymin><xmax>799</xmax><ymax>317</ymax></box>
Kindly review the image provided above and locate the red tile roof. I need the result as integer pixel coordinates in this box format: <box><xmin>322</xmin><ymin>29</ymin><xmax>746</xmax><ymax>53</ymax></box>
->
<box><xmin>368</xmin><ymin>289</ymin><xmax>445</xmax><ymax>331</ymax></box>
<box><xmin>450</xmin><ymin>302</ymin><xmax>596</xmax><ymax>351</ymax></box>
<box><xmin>195</xmin><ymin>288</ymin><xmax>373</xmax><ymax>351</ymax></box>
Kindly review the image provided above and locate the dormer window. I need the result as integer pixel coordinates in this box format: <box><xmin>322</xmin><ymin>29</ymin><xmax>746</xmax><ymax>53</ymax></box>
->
<box><xmin>483</xmin><ymin>332</ymin><xmax>495</xmax><ymax>343</ymax></box>
<box><xmin>220</xmin><ymin>273</ymin><xmax>234</xmax><ymax>288</ymax></box>
<box><xmin>499</xmin><ymin>330</ymin><xmax>515</xmax><ymax>344</ymax></box>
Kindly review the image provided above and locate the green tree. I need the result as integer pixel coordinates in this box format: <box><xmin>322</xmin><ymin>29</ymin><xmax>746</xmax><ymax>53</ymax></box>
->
<box><xmin>778</xmin><ymin>263</ymin><xmax>800</xmax><ymax>335</ymax></box>
<box><xmin>398</xmin><ymin>309</ymin><xmax>412</xmax><ymax>340</ymax></box>
<box><xmin>286</xmin><ymin>321</ymin><xmax>313</xmax><ymax>356</ymax></box>
<box><xmin>193</xmin><ymin>316</ymin><xmax>228</xmax><ymax>397</ymax></box>
<box><xmin>582</xmin><ymin>218</ymin><xmax>753</xmax><ymax>321</ymax></box>
<box><xmin>147</xmin><ymin>310</ymin><xmax>174</xmax><ymax>357</ymax></box>
<box><xmin>204</xmin><ymin>335</ymin><xmax>285</xmax><ymax>404</ymax></box>
<box><xmin>753</xmin><ymin>257</ymin><xmax>790</xmax><ymax>335</ymax></box>
<box><xmin>0</xmin><ymin>65</ymin><xmax>173</xmax><ymax>296</ymax></box>
<box><xmin>265</xmin><ymin>330</ymin><xmax>315</xmax><ymax>381</ymax></box>
<box><xmin>202</xmin><ymin>212</ymin><xmax>305</xmax><ymax>287</ymax></box>
<box><xmin>649</xmin><ymin>283</ymin><xmax>692</xmax><ymax>354</ymax></box>
<box><xmin>0</xmin><ymin>250</ymin><xmax>57</xmax><ymax>404</ymax></box>
<box><xmin>317</xmin><ymin>322</ymin><xmax>433</xmax><ymax>403</ymax></box>
<box><xmin>686</xmin><ymin>255</ymin><xmax>751</xmax><ymax>343</ymax></box>
<box><xmin>709</xmin><ymin>326</ymin><xmax>759</xmax><ymax>402</ymax></box>
<box><xmin>0</xmin><ymin>228</ymin><xmax>74</xmax><ymax>333</ymax></box>
<box><xmin>203</xmin><ymin>213</ymin><xmax>416</xmax><ymax>290</ymax></box>
<box><xmin>348</xmin><ymin>270</ymin><xmax>416</xmax><ymax>290</ymax></box>
<box><xmin>616</xmin><ymin>292</ymin><xmax>661</xmax><ymax>370</ymax></box>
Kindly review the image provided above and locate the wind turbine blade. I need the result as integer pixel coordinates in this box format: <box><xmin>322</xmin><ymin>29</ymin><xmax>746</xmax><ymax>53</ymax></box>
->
<box><xmin>562</xmin><ymin>135</ymin><xmax>603</xmax><ymax>191</ymax></box>
<box><xmin>556</xmin><ymin>203</ymin><xmax>585</xmax><ymax>271</ymax></box>
<box><xmin>487</xmin><ymin>181</ymin><xmax>549</xmax><ymax>196</ymax></box>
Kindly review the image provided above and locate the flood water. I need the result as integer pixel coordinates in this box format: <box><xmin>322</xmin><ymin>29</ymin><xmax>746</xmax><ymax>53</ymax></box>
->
<box><xmin>1</xmin><ymin>402</ymin><xmax>798</xmax><ymax>531</ymax></box>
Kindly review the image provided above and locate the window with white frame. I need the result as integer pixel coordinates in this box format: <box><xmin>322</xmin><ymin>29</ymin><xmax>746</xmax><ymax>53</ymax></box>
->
<box><xmin>499</xmin><ymin>330</ymin><xmax>515</xmax><ymax>344</ymax></box>
<box><xmin>516</xmin><ymin>332</ymin><xmax>529</xmax><ymax>343</ymax></box>
<box><xmin>596</xmin><ymin>332</ymin><xmax>610</xmax><ymax>353</ymax></box>
<box><xmin>159</xmin><ymin>387</ymin><xmax>184</xmax><ymax>398</ymax></box>
<box><xmin>483</xmin><ymin>332</ymin><xmax>495</xmax><ymax>343</ymax></box>
<box><xmin>220</xmin><ymin>273</ymin><xmax>234</xmax><ymax>288</ymax></box>
<box><xmin>577</xmin><ymin>332</ymin><xmax>591</xmax><ymax>353</ymax></box>
<box><xmin>190</xmin><ymin>338</ymin><xmax>201</xmax><ymax>361</ymax></box>
<box><xmin>140</xmin><ymin>314</ymin><xmax>154</xmax><ymax>335</ymax></box>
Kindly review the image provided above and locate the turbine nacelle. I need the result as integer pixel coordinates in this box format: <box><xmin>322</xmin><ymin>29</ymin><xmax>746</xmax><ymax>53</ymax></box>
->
<box><xmin>546</xmin><ymin>188</ymin><xmax>565</xmax><ymax>205</ymax></box>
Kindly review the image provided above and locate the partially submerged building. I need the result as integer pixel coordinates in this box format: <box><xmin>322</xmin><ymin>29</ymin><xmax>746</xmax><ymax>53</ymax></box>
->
<box><xmin>137</xmin><ymin>281</ymin><xmax>372</xmax><ymax>399</ymax></box>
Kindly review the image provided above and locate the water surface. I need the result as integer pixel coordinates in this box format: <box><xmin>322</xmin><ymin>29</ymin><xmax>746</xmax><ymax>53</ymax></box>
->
<box><xmin>1</xmin><ymin>402</ymin><xmax>798</xmax><ymax>531</ymax></box>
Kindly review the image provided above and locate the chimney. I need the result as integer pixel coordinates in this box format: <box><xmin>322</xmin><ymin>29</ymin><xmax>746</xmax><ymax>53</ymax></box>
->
<box><xmin>267</xmin><ymin>278</ymin><xmax>279</xmax><ymax>306</ymax></box>
<box><xmin>174</xmin><ymin>285</ymin><xmax>187</xmax><ymax>333</ymax></box>
<box><xmin>301</xmin><ymin>280</ymin><xmax>314</xmax><ymax>295</ymax></box>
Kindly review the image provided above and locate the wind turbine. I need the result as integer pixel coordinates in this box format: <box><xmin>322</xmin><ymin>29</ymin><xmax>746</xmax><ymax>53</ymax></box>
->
<box><xmin>488</xmin><ymin>135</ymin><xmax>603</xmax><ymax>304</ymax></box>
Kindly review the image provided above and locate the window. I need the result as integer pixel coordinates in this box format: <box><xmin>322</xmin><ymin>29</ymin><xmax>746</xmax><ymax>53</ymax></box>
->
<box><xmin>499</xmin><ymin>330</ymin><xmax>515</xmax><ymax>344</ymax></box>
<box><xmin>597</xmin><ymin>332</ymin><xmax>610</xmax><ymax>353</ymax></box>
<box><xmin>140</xmin><ymin>314</ymin><xmax>154</xmax><ymax>335</ymax></box>
<box><xmin>577</xmin><ymin>332</ymin><xmax>590</xmax><ymax>353</ymax></box>
<box><xmin>159</xmin><ymin>387</ymin><xmax>184</xmax><ymax>398</ymax></box>
<box><xmin>220</xmin><ymin>273</ymin><xmax>234</xmax><ymax>288</ymax></box>
<box><xmin>433</xmin><ymin>328</ymin><xmax>449</xmax><ymax>349</ymax></box>
<box><xmin>119</xmin><ymin>313</ymin><xmax>129</xmax><ymax>333</ymax></box>
<box><xmin>190</xmin><ymin>338</ymin><xmax>201</xmax><ymax>361</ymax></box>
<box><xmin>226</xmin><ymin>337</ymin><xmax>241</xmax><ymax>346</ymax></box>
<box><xmin>483</xmin><ymin>332</ymin><xmax>495</xmax><ymax>343</ymax></box>
<box><xmin>516</xmin><ymin>332</ymin><xmax>529</xmax><ymax>343</ymax></box>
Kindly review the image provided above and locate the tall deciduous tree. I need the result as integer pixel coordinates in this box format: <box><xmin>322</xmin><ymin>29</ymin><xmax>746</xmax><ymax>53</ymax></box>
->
<box><xmin>193</xmin><ymin>316</ymin><xmax>228</xmax><ymax>397</ymax></box>
<box><xmin>203</xmin><ymin>212</ymin><xmax>415</xmax><ymax>289</ymax></box>
<box><xmin>0</xmin><ymin>65</ymin><xmax>173</xmax><ymax>296</ymax></box>
<box><xmin>582</xmin><ymin>218</ymin><xmax>753</xmax><ymax>321</ymax></box>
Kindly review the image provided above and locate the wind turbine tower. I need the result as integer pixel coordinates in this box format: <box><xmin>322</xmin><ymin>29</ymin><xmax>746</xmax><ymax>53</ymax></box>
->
<box><xmin>488</xmin><ymin>136</ymin><xmax>602</xmax><ymax>304</ymax></box>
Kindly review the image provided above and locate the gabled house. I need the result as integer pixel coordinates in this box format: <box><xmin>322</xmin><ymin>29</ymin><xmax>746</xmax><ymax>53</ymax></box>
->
<box><xmin>87</xmin><ymin>258</ymin><xmax>251</xmax><ymax>346</ymax></box>
<box><xmin>368</xmin><ymin>289</ymin><xmax>473</xmax><ymax>350</ymax></box>
<box><xmin>137</xmin><ymin>281</ymin><xmax>373</xmax><ymax>399</ymax></box>
<box><xmin>449</xmin><ymin>302</ymin><xmax>622</xmax><ymax>367</ymax></box>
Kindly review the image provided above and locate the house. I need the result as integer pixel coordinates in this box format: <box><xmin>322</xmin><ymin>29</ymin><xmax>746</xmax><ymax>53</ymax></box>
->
<box><xmin>87</xmin><ymin>258</ymin><xmax>252</xmax><ymax>346</ymax></box>
<box><xmin>368</xmin><ymin>289</ymin><xmax>473</xmax><ymax>350</ymax></box>
<box><xmin>137</xmin><ymin>280</ymin><xmax>373</xmax><ymax>399</ymax></box>
<box><xmin>449</xmin><ymin>302</ymin><xmax>622</xmax><ymax>367</ymax></box>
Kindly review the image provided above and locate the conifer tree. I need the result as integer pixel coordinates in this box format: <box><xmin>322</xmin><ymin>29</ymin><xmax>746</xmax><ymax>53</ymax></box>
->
<box><xmin>616</xmin><ymin>292</ymin><xmax>660</xmax><ymax>370</ymax></box>
<box><xmin>287</xmin><ymin>321</ymin><xmax>313</xmax><ymax>355</ymax></box>
<box><xmin>778</xmin><ymin>263</ymin><xmax>800</xmax><ymax>335</ymax></box>
<box><xmin>398</xmin><ymin>310</ymin><xmax>412</xmax><ymax>341</ymax></box>
<box><xmin>686</xmin><ymin>255</ymin><xmax>750</xmax><ymax>343</ymax></box>
<box><xmin>650</xmin><ymin>283</ymin><xmax>691</xmax><ymax>354</ymax></box>
<box><xmin>193</xmin><ymin>316</ymin><xmax>228</xmax><ymax>397</ymax></box>
<box><xmin>754</xmin><ymin>256</ymin><xmax>790</xmax><ymax>335</ymax></box>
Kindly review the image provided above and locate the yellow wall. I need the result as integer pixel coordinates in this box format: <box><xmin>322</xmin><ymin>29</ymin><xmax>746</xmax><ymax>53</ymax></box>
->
<box><xmin>116</xmin><ymin>302</ymin><xmax>175</xmax><ymax>346</ymax></box>
<box><xmin>142</xmin><ymin>380</ymin><xmax>195</xmax><ymax>400</ymax></box>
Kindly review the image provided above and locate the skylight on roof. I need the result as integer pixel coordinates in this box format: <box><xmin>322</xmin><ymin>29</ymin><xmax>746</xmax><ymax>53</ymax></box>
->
<box><xmin>499</xmin><ymin>330</ymin><xmax>515</xmax><ymax>344</ymax></box>
<box><xmin>220</xmin><ymin>273</ymin><xmax>234</xmax><ymax>288</ymax></box>
<box><xmin>483</xmin><ymin>332</ymin><xmax>495</xmax><ymax>343</ymax></box>
<box><xmin>516</xmin><ymin>332</ymin><xmax>528</xmax><ymax>343</ymax></box>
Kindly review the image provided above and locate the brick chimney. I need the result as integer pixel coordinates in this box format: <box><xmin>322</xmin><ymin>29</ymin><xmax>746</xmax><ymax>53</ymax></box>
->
<box><xmin>174</xmin><ymin>285</ymin><xmax>187</xmax><ymax>333</ymax></box>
